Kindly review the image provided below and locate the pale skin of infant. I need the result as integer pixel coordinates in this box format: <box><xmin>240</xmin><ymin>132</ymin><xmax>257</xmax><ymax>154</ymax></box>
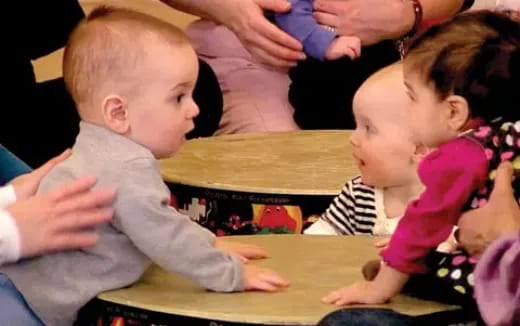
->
<box><xmin>320</xmin><ymin>63</ymin><xmax>456</xmax><ymax>305</ymax></box>
<box><xmin>326</xmin><ymin>35</ymin><xmax>361</xmax><ymax>60</ymax></box>
<box><xmin>322</xmin><ymin>63</ymin><xmax>423</xmax><ymax>304</ymax></box>
<box><xmin>66</xmin><ymin>12</ymin><xmax>290</xmax><ymax>292</ymax></box>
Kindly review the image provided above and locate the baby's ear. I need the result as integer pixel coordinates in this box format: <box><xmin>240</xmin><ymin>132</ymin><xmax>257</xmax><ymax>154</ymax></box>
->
<box><xmin>445</xmin><ymin>94</ymin><xmax>470</xmax><ymax>132</ymax></box>
<box><xmin>412</xmin><ymin>143</ymin><xmax>430</xmax><ymax>163</ymax></box>
<box><xmin>102</xmin><ymin>95</ymin><xmax>130</xmax><ymax>134</ymax></box>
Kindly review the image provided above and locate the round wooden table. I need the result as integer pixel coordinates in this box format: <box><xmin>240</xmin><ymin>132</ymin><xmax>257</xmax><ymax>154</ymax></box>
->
<box><xmin>84</xmin><ymin>235</ymin><xmax>475</xmax><ymax>326</ymax></box>
<box><xmin>159</xmin><ymin>131</ymin><xmax>358</xmax><ymax>235</ymax></box>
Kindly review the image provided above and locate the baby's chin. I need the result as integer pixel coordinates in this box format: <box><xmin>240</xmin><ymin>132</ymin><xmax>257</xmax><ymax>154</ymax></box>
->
<box><xmin>359</xmin><ymin>175</ymin><xmax>374</xmax><ymax>186</ymax></box>
<box><xmin>154</xmin><ymin>148</ymin><xmax>179</xmax><ymax>160</ymax></box>
<box><xmin>359</xmin><ymin>175</ymin><xmax>385</xmax><ymax>188</ymax></box>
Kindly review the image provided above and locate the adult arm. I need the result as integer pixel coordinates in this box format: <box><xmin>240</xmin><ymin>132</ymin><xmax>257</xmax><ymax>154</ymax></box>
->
<box><xmin>313</xmin><ymin>0</ymin><xmax>467</xmax><ymax>45</ymax></box>
<box><xmin>159</xmin><ymin>0</ymin><xmax>305</xmax><ymax>67</ymax></box>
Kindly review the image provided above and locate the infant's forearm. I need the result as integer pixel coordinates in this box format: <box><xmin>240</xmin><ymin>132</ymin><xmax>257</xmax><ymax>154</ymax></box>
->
<box><xmin>372</xmin><ymin>263</ymin><xmax>410</xmax><ymax>299</ymax></box>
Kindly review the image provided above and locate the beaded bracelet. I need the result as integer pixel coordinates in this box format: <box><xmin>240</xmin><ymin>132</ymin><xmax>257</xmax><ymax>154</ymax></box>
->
<box><xmin>396</xmin><ymin>0</ymin><xmax>423</xmax><ymax>58</ymax></box>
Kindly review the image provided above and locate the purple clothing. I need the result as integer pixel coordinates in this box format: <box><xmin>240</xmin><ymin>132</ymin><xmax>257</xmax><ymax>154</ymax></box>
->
<box><xmin>474</xmin><ymin>230</ymin><xmax>520</xmax><ymax>326</ymax></box>
<box><xmin>275</xmin><ymin>0</ymin><xmax>337</xmax><ymax>61</ymax></box>
<box><xmin>381</xmin><ymin>137</ymin><xmax>489</xmax><ymax>274</ymax></box>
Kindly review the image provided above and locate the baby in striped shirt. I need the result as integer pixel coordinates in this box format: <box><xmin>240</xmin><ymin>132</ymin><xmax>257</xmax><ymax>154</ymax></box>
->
<box><xmin>305</xmin><ymin>61</ymin><xmax>462</xmax><ymax>303</ymax></box>
<box><xmin>305</xmin><ymin>62</ymin><xmax>426</xmax><ymax>239</ymax></box>
<box><xmin>305</xmin><ymin>62</ymin><xmax>456</xmax><ymax>252</ymax></box>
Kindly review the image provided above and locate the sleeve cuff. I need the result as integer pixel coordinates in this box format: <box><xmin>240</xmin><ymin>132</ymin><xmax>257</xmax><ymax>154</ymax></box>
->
<box><xmin>0</xmin><ymin>185</ymin><xmax>17</xmax><ymax>209</ymax></box>
<box><xmin>303</xmin><ymin>27</ymin><xmax>337</xmax><ymax>61</ymax></box>
<box><xmin>0</xmin><ymin>209</ymin><xmax>21</xmax><ymax>265</ymax></box>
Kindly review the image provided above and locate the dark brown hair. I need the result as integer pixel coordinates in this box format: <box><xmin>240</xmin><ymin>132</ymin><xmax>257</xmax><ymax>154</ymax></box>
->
<box><xmin>405</xmin><ymin>11</ymin><xmax>520</xmax><ymax>122</ymax></box>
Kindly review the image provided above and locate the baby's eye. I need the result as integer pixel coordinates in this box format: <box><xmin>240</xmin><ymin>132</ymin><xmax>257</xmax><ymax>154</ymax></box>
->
<box><xmin>365</xmin><ymin>124</ymin><xmax>371</xmax><ymax>133</ymax></box>
<box><xmin>176</xmin><ymin>94</ymin><xmax>184</xmax><ymax>103</ymax></box>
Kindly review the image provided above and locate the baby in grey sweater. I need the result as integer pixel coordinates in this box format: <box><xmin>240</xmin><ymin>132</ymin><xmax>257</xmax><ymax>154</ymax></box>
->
<box><xmin>0</xmin><ymin>6</ymin><xmax>289</xmax><ymax>326</ymax></box>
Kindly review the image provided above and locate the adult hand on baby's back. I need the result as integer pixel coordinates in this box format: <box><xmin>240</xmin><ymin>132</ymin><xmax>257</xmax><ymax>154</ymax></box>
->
<box><xmin>215</xmin><ymin>239</ymin><xmax>268</xmax><ymax>263</ymax></box>
<box><xmin>217</xmin><ymin>0</ymin><xmax>305</xmax><ymax>67</ymax></box>
<box><xmin>9</xmin><ymin>149</ymin><xmax>71</xmax><ymax>201</ymax></box>
<box><xmin>458</xmin><ymin>162</ymin><xmax>520</xmax><ymax>257</ymax></box>
<box><xmin>243</xmin><ymin>264</ymin><xmax>290</xmax><ymax>291</ymax></box>
<box><xmin>313</xmin><ymin>0</ymin><xmax>414</xmax><ymax>45</ymax></box>
<box><xmin>8</xmin><ymin>177</ymin><xmax>115</xmax><ymax>259</ymax></box>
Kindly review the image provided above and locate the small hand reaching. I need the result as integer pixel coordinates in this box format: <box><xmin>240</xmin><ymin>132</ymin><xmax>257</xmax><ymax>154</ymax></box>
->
<box><xmin>325</xmin><ymin>36</ymin><xmax>361</xmax><ymax>60</ymax></box>
<box><xmin>243</xmin><ymin>264</ymin><xmax>290</xmax><ymax>292</ymax></box>
<box><xmin>374</xmin><ymin>237</ymin><xmax>390</xmax><ymax>252</ymax></box>
<box><xmin>321</xmin><ymin>280</ymin><xmax>388</xmax><ymax>306</ymax></box>
<box><xmin>215</xmin><ymin>239</ymin><xmax>268</xmax><ymax>263</ymax></box>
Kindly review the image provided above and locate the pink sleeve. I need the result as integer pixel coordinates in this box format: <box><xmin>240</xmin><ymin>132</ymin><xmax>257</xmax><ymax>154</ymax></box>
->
<box><xmin>381</xmin><ymin>137</ymin><xmax>488</xmax><ymax>274</ymax></box>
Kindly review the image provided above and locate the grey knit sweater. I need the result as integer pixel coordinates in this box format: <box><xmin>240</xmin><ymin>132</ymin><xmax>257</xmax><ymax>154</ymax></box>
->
<box><xmin>0</xmin><ymin>122</ymin><xmax>243</xmax><ymax>326</ymax></box>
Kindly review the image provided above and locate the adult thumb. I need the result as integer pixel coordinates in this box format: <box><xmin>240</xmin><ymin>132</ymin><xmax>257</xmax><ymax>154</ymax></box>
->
<box><xmin>33</xmin><ymin>149</ymin><xmax>72</xmax><ymax>179</ymax></box>
<box><xmin>258</xmin><ymin>0</ymin><xmax>292</xmax><ymax>13</ymax></box>
<box><xmin>489</xmin><ymin>161</ymin><xmax>515</xmax><ymax>202</ymax></box>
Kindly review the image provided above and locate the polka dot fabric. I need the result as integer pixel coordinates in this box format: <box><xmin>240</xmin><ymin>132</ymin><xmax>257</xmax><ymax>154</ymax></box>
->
<box><xmin>427</xmin><ymin>120</ymin><xmax>520</xmax><ymax>301</ymax></box>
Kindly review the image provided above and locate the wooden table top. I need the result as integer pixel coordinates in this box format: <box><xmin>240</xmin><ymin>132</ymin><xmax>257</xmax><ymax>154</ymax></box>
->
<box><xmin>160</xmin><ymin>131</ymin><xmax>359</xmax><ymax>195</ymax></box>
<box><xmin>98</xmin><ymin>235</ymin><xmax>459</xmax><ymax>325</ymax></box>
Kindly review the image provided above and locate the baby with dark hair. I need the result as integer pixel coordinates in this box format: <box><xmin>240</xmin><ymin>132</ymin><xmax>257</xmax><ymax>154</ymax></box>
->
<box><xmin>320</xmin><ymin>10</ymin><xmax>520</xmax><ymax>306</ymax></box>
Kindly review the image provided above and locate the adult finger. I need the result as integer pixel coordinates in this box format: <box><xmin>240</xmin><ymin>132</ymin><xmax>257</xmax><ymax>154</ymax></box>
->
<box><xmin>257</xmin><ymin>0</ymin><xmax>292</xmax><ymax>13</ymax></box>
<box><xmin>247</xmin><ymin>29</ymin><xmax>304</xmax><ymax>62</ymax></box>
<box><xmin>47</xmin><ymin>232</ymin><xmax>100</xmax><ymax>253</ymax></box>
<box><xmin>53</xmin><ymin>188</ymin><xmax>116</xmax><ymax>215</ymax></box>
<box><xmin>47</xmin><ymin>177</ymin><xmax>98</xmax><ymax>202</ymax></box>
<box><xmin>253</xmin><ymin>15</ymin><xmax>303</xmax><ymax>52</ymax></box>
<box><xmin>313</xmin><ymin>12</ymin><xmax>339</xmax><ymax>28</ymax></box>
<box><xmin>31</xmin><ymin>149</ymin><xmax>72</xmax><ymax>180</ymax></box>
<box><xmin>488</xmin><ymin>161</ymin><xmax>514</xmax><ymax>202</ymax></box>
<box><xmin>249</xmin><ymin>44</ymin><xmax>298</xmax><ymax>68</ymax></box>
<box><xmin>53</xmin><ymin>208</ymin><xmax>114</xmax><ymax>232</ymax></box>
<box><xmin>314</xmin><ymin>0</ymin><xmax>345</xmax><ymax>15</ymax></box>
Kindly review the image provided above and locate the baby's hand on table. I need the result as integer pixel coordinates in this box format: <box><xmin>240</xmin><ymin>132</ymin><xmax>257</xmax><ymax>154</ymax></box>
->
<box><xmin>321</xmin><ymin>280</ymin><xmax>389</xmax><ymax>306</ymax></box>
<box><xmin>374</xmin><ymin>237</ymin><xmax>390</xmax><ymax>252</ymax></box>
<box><xmin>243</xmin><ymin>264</ymin><xmax>290</xmax><ymax>292</ymax></box>
<box><xmin>215</xmin><ymin>239</ymin><xmax>268</xmax><ymax>263</ymax></box>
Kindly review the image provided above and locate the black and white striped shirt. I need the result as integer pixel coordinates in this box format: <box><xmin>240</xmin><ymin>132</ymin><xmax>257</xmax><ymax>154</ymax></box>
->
<box><xmin>305</xmin><ymin>176</ymin><xmax>400</xmax><ymax>236</ymax></box>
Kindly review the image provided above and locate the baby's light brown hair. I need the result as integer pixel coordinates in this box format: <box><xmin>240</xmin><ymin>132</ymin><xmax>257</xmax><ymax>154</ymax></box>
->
<box><xmin>63</xmin><ymin>6</ymin><xmax>190</xmax><ymax>118</ymax></box>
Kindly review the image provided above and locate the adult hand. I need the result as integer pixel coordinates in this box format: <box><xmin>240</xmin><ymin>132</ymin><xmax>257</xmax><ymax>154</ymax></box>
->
<box><xmin>313</xmin><ymin>0</ymin><xmax>414</xmax><ymax>45</ymax></box>
<box><xmin>458</xmin><ymin>162</ymin><xmax>520</xmax><ymax>257</ymax></box>
<box><xmin>9</xmin><ymin>149</ymin><xmax>71</xmax><ymax>200</ymax></box>
<box><xmin>7</xmin><ymin>176</ymin><xmax>115</xmax><ymax>258</ymax></box>
<box><xmin>214</xmin><ymin>0</ymin><xmax>305</xmax><ymax>67</ymax></box>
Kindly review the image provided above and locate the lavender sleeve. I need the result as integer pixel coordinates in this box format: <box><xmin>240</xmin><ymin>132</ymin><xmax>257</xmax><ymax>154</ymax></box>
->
<box><xmin>474</xmin><ymin>230</ymin><xmax>520</xmax><ymax>326</ymax></box>
<box><xmin>275</xmin><ymin>0</ymin><xmax>336</xmax><ymax>61</ymax></box>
